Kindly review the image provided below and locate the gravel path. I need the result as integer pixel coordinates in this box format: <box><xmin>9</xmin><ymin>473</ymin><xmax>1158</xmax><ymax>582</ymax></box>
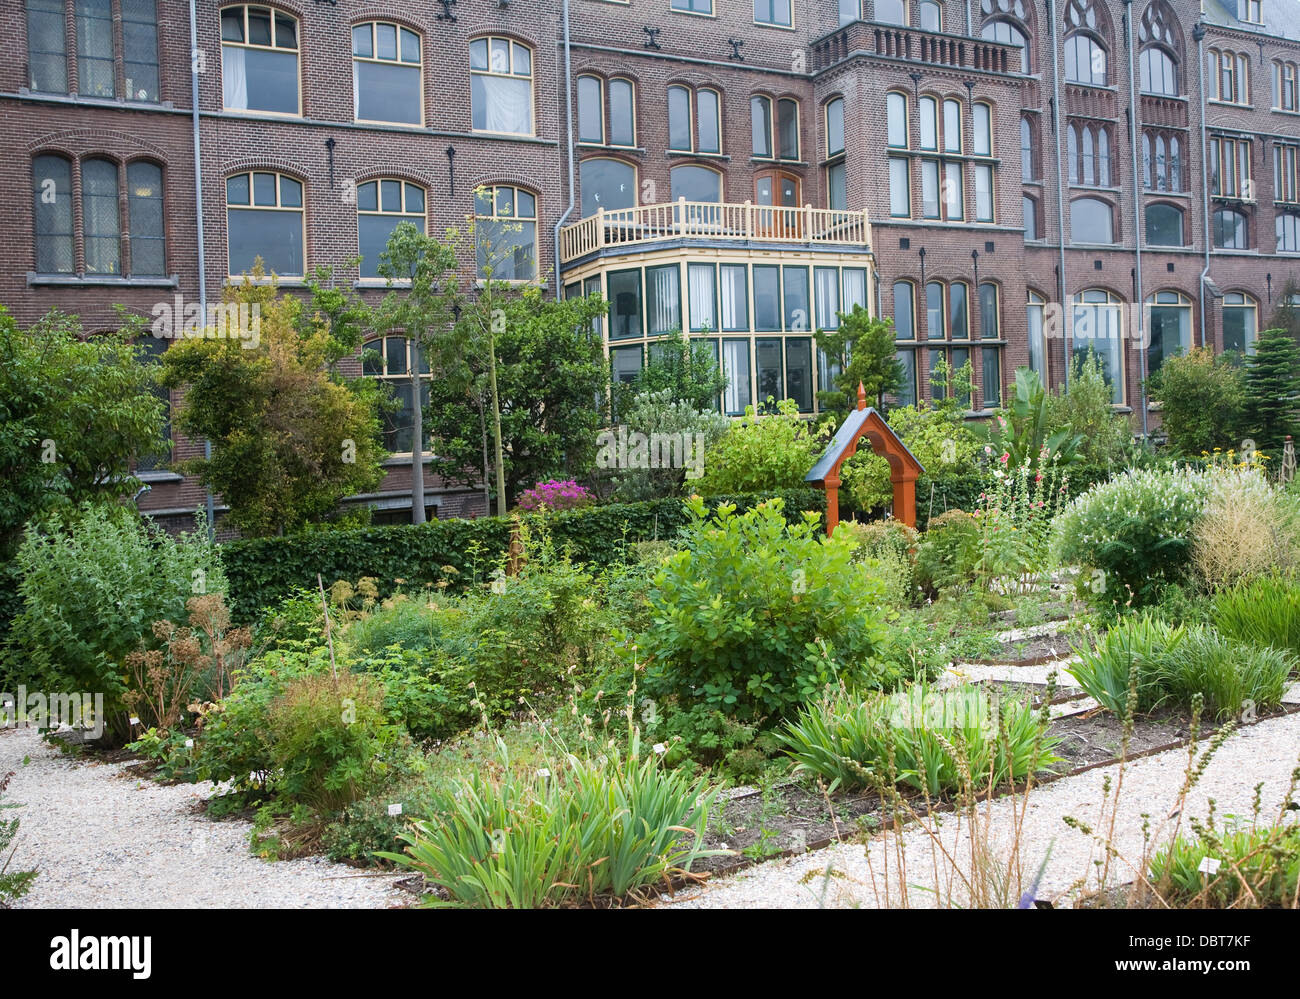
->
<box><xmin>0</xmin><ymin>725</ymin><xmax>406</xmax><ymax>909</ymax></box>
<box><xmin>666</xmin><ymin>709</ymin><xmax>1300</xmax><ymax>909</ymax></box>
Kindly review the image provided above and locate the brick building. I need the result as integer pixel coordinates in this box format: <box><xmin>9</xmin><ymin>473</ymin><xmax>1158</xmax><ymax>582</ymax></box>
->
<box><xmin>5</xmin><ymin>0</ymin><xmax>1300</xmax><ymax>530</ymax></box>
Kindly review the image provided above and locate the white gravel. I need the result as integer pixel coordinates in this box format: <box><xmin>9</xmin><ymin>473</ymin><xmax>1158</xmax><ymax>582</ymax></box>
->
<box><xmin>665</xmin><ymin>709</ymin><xmax>1300</xmax><ymax>909</ymax></box>
<box><xmin>0</xmin><ymin>725</ymin><xmax>406</xmax><ymax>909</ymax></box>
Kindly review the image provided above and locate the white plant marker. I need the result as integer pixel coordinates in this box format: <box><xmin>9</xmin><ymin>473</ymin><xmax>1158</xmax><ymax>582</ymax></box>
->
<box><xmin>1198</xmin><ymin>856</ymin><xmax>1222</xmax><ymax>876</ymax></box>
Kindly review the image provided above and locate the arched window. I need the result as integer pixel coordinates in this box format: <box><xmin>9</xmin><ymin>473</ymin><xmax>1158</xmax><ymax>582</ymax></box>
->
<box><xmin>752</xmin><ymin>95</ymin><xmax>799</xmax><ymax>160</ymax></box>
<box><xmin>825</xmin><ymin>97</ymin><xmax>847</xmax><ymax>209</ymax></box>
<box><xmin>893</xmin><ymin>279</ymin><xmax>918</xmax><ymax>407</ymax></box>
<box><xmin>1209</xmin><ymin>48</ymin><xmax>1250</xmax><ymax>104</ymax></box>
<box><xmin>1067</xmin><ymin>122</ymin><xmax>1112</xmax><ymax>186</ymax></box>
<box><xmin>1138</xmin><ymin>1</ymin><xmax>1182</xmax><ymax>96</ymax></box>
<box><xmin>357</xmin><ymin>179</ymin><xmax>425</xmax><ymax>278</ymax></box>
<box><xmin>886</xmin><ymin>92</ymin><xmax>907</xmax><ymax>148</ymax></box>
<box><xmin>668</xmin><ymin>85</ymin><xmax>721</xmax><ymax>154</ymax></box>
<box><xmin>221</xmin><ymin>5</ymin><xmax>300</xmax><ymax>114</ymax></box>
<box><xmin>475</xmin><ymin>185</ymin><xmax>537</xmax><ymax>280</ymax></box>
<box><xmin>1145</xmin><ymin>290</ymin><xmax>1192</xmax><ymax>377</ymax></box>
<box><xmin>1144</xmin><ymin>203</ymin><xmax>1183</xmax><ymax>246</ymax></box>
<box><xmin>1065</xmin><ymin>33</ymin><xmax>1107</xmax><ymax>85</ymax></box>
<box><xmin>1213</xmin><ymin>208</ymin><xmax>1248</xmax><ymax>249</ymax></box>
<box><xmin>1139</xmin><ymin>47</ymin><xmax>1177</xmax><ymax>95</ymax></box>
<box><xmin>1026</xmin><ymin>289</ymin><xmax>1047</xmax><ymax>381</ymax></box>
<box><xmin>1275</xmin><ymin>59</ymin><xmax>1299</xmax><ymax>112</ymax></box>
<box><xmin>980</xmin><ymin>20</ymin><xmax>1030</xmax><ymax>73</ymax></box>
<box><xmin>1278</xmin><ymin>143</ymin><xmax>1300</xmax><ymax>205</ymax></box>
<box><xmin>1020</xmin><ymin>116</ymin><xmax>1036</xmax><ymax>178</ymax></box>
<box><xmin>876</xmin><ymin>0</ymin><xmax>907</xmax><ymax>25</ymax></box>
<box><xmin>352</xmin><ymin>21</ymin><xmax>422</xmax><ymax>124</ymax></box>
<box><xmin>1023</xmin><ymin>194</ymin><xmax>1039</xmax><ymax>239</ymax></box>
<box><xmin>469</xmin><ymin>36</ymin><xmax>533</xmax><ymax>135</ymax></box>
<box><xmin>919</xmin><ymin>1</ymin><xmax>942</xmax><ymax>31</ymax></box>
<box><xmin>1071</xmin><ymin>289</ymin><xmax>1124</xmax><ymax>404</ymax></box>
<box><xmin>1222</xmin><ymin>292</ymin><xmax>1258</xmax><ymax>354</ymax></box>
<box><xmin>226</xmin><ymin>170</ymin><xmax>304</xmax><ymax>277</ymax></box>
<box><xmin>1071</xmin><ymin>196</ymin><xmax>1114</xmax><ymax>243</ymax></box>
<box><xmin>578</xmin><ymin>75</ymin><xmax>604</xmax><ymax>144</ymax></box>
<box><xmin>82</xmin><ymin>158</ymin><xmax>120</xmax><ymax>275</ymax></box>
<box><xmin>127</xmin><ymin>161</ymin><xmax>166</xmax><ymax>276</ymax></box>
<box><xmin>32</xmin><ymin>154</ymin><xmax>74</xmax><ymax>273</ymax></box>
<box><xmin>579</xmin><ymin>158</ymin><xmax>636</xmax><ymax>217</ymax></box>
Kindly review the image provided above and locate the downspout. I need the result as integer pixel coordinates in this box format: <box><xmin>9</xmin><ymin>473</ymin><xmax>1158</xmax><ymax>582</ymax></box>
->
<box><xmin>190</xmin><ymin>0</ymin><xmax>215</xmax><ymax>538</ymax></box>
<box><xmin>1194</xmin><ymin>22</ymin><xmax>1211</xmax><ymax>350</ymax></box>
<box><xmin>552</xmin><ymin>0</ymin><xmax>575</xmax><ymax>297</ymax></box>
<box><xmin>1048</xmin><ymin>0</ymin><xmax>1069</xmax><ymax>387</ymax></box>
<box><xmin>1125</xmin><ymin>0</ymin><xmax>1148</xmax><ymax>436</ymax></box>
<box><xmin>966</xmin><ymin>0</ymin><xmax>973</xmax><ymax>37</ymax></box>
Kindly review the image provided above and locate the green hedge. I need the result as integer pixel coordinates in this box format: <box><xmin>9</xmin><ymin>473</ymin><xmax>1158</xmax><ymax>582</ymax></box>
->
<box><xmin>221</xmin><ymin>488</ymin><xmax>827</xmax><ymax>623</ymax></box>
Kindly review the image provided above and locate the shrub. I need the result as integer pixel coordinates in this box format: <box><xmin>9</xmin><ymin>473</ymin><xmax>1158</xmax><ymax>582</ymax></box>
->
<box><xmin>1052</xmin><ymin>467</ymin><xmax>1210</xmax><ymax>608</ymax></box>
<box><xmin>514</xmin><ymin>479</ymin><xmax>595</xmax><ymax>513</ymax></box>
<box><xmin>833</xmin><ymin>519</ymin><xmax>919</xmax><ymax>606</ymax></box>
<box><xmin>2</xmin><ymin>504</ymin><xmax>227</xmax><ymax>743</ymax></box>
<box><xmin>601</xmin><ymin>388</ymin><xmax>731</xmax><ymax>502</ymax></box>
<box><xmin>778</xmin><ymin>684</ymin><xmax>1061</xmax><ymax>796</ymax></box>
<box><xmin>1191</xmin><ymin>470</ymin><xmax>1300</xmax><ymax>588</ymax></box>
<box><xmin>379</xmin><ymin>741</ymin><xmax>716</xmax><ymax>907</ymax></box>
<box><xmin>1212</xmin><ymin>574</ymin><xmax>1300</xmax><ymax>659</ymax></box>
<box><xmin>1067</xmin><ymin>616</ymin><xmax>1186</xmax><ymax>716</ymax></box>
<box><xmin>1043</xmin><ymin>352</ymin><xmax>1134</xmax><ymax>467</ymax></box>
<box><xmin>840</xmin><ymin>404</ymin><xmax>982</xmax><ymax>513</ymax></box>
<box><xmin>1149</xmin><ymin>348</ymin><xmax>1248</xmax><ymax>456</ymax></box>
<box><xmin>638</xmin><ymin>496</ymin><xmax>889</xmax><ymax>728</ymax></box>
<box><xmin>915</xmin><ymin>510</ymin><xmax>982</xmax><ymax>594</ymax></box>
<box><xmin>1149</xmin><ymin>820</ymin><xmax>1300</xmax><ymax>908</ymax></box>
<box><xmin>0</xmin><ymin>771</ymin><xmax>37</xmax><ymax>905</ymax></box>
<box><xmin>695</xmin><ymin>399</ymin><xmax>825</xmax><ymax>496</ymax></box>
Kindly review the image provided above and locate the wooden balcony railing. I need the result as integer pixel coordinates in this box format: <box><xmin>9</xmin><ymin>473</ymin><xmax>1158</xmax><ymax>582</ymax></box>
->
<box><xmin>558</xmin><ymin>199</ymin><xmax>872</xmax><ymax>265</ymax></box>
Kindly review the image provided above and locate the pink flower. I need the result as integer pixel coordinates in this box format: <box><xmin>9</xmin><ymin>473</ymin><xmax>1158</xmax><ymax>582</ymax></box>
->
<box><xmin>1000</xmin><ymin>452</ymin><xmax>1009</xmax><ymax>464</ymax></box>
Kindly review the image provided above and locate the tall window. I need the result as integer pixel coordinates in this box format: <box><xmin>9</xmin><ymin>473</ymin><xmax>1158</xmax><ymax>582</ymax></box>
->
<box><xmin>475</xmin><ymin>186</ymin><xmax>537</xmax><ymax>281</ymax></box>
<box><xmin>1240</xmin><ymin>0</ymin><xmax>1262</xmax><ymax>24</ymax></box>
<box><xmin>1275</xmin><ymin>143</ymin><xmax>1300</xmax><ymax>205</ymax></box>
<box><xmin>1067</xmin><ymin>122</ymin><xmax>1112</xmax><ymax>187</ymax></box>
<box><xmin>1071</xmin><ymin>289</ymin><xmax>1124</xmax><ymax>404</ymax></box>
<box><xmin>1275</xmin><ymin>60</ymin><xmax>1299</xmax><ymax>112</ymax></box>
<box><xmin>913</xmin><ymin>94</ymin><xmax>971</xmax><ymax>222</ymax></box>
<box><xmin>357</xmin><ymin>179</ymin><xmax>425</xmax><ymax>279</ymax></box>
<box><xmin>1020</xmin><ymin>116</ymin><xmax>1036</xmax><ymax>179</ymax></box>
<box><xmin>919</xmin><ymin>1</ymin><xmax>942</xmax><ymax>31</ymax></box>
<box><xmin>1279</xmin><ymin>213</ymin><xmax>1300</xmax><ymax>253</ymax></box>
<box><xmin>1145</xmin><ymin>203</ymin><xmax>1184</xmax><ymax>246</ymax></box>
<box><xmin>1071</xmin><ymin>196</ymin><xmax>1114</xmax><ymax>243</ymax></box>
<box><xmin>1145</xmin><ymin>290</ymin><xmax>1192</xmax><ymax>378</ymax></box>
<box><xmin>1209</xmin><ymin>136</ymin><xmax>1252</xmax><ymax>199</ymax></box>
<box><xmin>1026</xmin><ymin>290</ymin><xmax>1047</xmax><ymax>382</ymax></box>
<box><xmin>580</xmin><ymin>158</ymin><xmax>636</xmax><ymax>217</ymax></box>
<box><xmin>1222</xmin><ymin>292</ymin><xmax>1258</xmax><ymax>354</ymax></box>
<box><xmin>1210</xmin><ymin>48</ymin><xmax>1250</xmax><ymax>105</ymax></box>
<box><xmin>751</xmin><ymin>96</ymin><xmax>799</xmax><ymax>159</ymax></box>
<box><xmin>980</xmin><ymin>17</ymin><xmax>1030</xmax><ymax>74</ymax></box>
<box><xmin>876</xmin><ymin>0</ymin><xmax>907</xmax><ymax>25</ymax></box>
<box><xmin>352</xmin><ymin>22</ymin><xmax>422</xmax><ymax>125</ymax></box>
<box><xmin>1142</xmin><ymin>130</ymin><xmax>1182</xmax><ymax>192</ymax></box>
<box><xmin>1023</xmin><ymin>194</ymin><xmax>1039</xmax><ymax>239</ymax></box>
<box><xmin>1213</xmin><ymin>208</ymin><xmax>1249</xmax><ymax>249</ymax></box>
<box><xmin>76</xmin><ymin>0</ymin><xmax>114</xmax><ymax>97</ymax></box>
<box><xmin>226</xmin><ymin>171</ymin><xmax>303</xmax><ymax>277</ymax></box>
<box><xmin>33</xmin><ymin>154</ymin><xmax>74</xmax><ymax>273</ymax></box>
<box><xmin>1065</xmin><ymin>34</ymin><xmax>1108</xmax><ymax>85</ymax></box>
<box><xmin>579</xmin><ymin>76</ymin><xmax>636</xmax><ymax>147</ymax></box>
<box><xmin>893</xmin><ymin>280</ymin><xmax>918</xmax><ymax>407</ymax></box>
<box><xmin>363</xmin><ymin>337</ymin><xmax>430</xmax><ymax>455</ymax></box>
<box><xmin>825</xmin><ymin>97</ymin><xmax>846</xmax><ymax>210</ymax></box>
<box><xmin>122</xmin><ymin>0</ymin><xmax>160</xmax><ymax>100</ymax></box>
<box><xmin>1138</xmin><ymin>0</ymin><xmax>1181</xmax><ymax>97</ymax></box>
<box><xmin>27</xmin><ymin>0</ymin><xmax>67</xmax><ymax>92</ymax></box>
<box><xmin>753</xmin><ymin>0</ymin><xmax>792</xmax><ymax>27</ymax></box>
<box><xmin>127</xmin><ymin>160</ymin><xmax>165</xmax><ymax>275</ymax></box>
<box><xmin>221</xmin><ymin>5</ymin><xmax>299</xmax><ymax>114</ymax></box>
<box><xmin>1140</xmin><ymin>48</ymin><xmax>1178</xmax><ymax>95</ymax></box>
<box><xmin>470</xmin><ymin>36</ymin><xmax>533</xmax><ymax>135</ymax></box>
<box><xmin>669</xmin><ymin>85</ymin><xmax>721</xmax><ymax>154</ymax></box>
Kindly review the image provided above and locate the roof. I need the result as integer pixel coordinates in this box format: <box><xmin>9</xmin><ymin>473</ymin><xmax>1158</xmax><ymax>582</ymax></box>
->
<box><xmin>805</xmin><ymin>404</ymin><xmax>924</xmax><ymax>483</ymax></box>
<box><xmin>1203</xmin><ymin>0</ymin><xmax>1300</xmax><ymax>42</ymax></box>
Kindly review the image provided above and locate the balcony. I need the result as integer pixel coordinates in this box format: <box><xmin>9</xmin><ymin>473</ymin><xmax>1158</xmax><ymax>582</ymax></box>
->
<box><xmin>811</xmin><ymin>22</ymin><xmax>1023</xmax><ymax>74</ymax></box>
<box><xmin>558</xmin><ymin>199</ymin><xmax>872</xmax><ymax>266</ymax></box>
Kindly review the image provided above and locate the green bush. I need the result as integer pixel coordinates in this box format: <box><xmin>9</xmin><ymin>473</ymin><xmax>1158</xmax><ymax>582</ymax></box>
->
<box><xmin>379</xmin><ymin>740</ymin><xmax>716</xmax><ymax>907</ymax></box>
<box><xmin>840</xmin><ymin>404</ymin><xmax>981</xmax><ymax>513</ymax></box>
<box><xmin>1</xmin><ymin>504</ymin><xmax>227</xmax><ymax>743</ymax></box>
<box><xmin>915</xmin><ymin>510</ymin><xmax>982</xmax><ymax>594</ymax></box>
<box><xmin>695</xmin><ymin>399</ymin><xmax>826</xmax><ymax>497</ymax></box>
<box><xmin>638</xmin><ymin>497</ymin><xmax>889</xmax><ymax>729</ymax></box>
<box><xmin>1044</xmin><ymin>352</ymin><xmax>1135</xmax><ymax>467</ymax></box>
<box><xmin>1149</xmin><ymin>348</ymin><xmax>1248</xmax><ymax>457</ymax></box>
<box><xmin>0</xmin><ymin>771</ymin><xmax>37</xmax><ymax>904</ymax></box>
<box><xmin>1052</xmin><ymin>467</ymin><xmax>1210</xmax><ymax>608</ymax></box>
<box><xmin>1149</xmin><ymin>820</ymin><xmax>1300</xmax><ymax>908</ymax></box>
<box><xmin>778</xmin><ymin>684</ymin><xmax>1061</xmax><ymax>796</ymax></box>
<box><xmin>834</xmin><ymin>519</ymin><xmax>919</xmax><ymax>605</ymax></box>
<box><xmin>1213</xmin><ymin>574</ymin><xmax>1300</xmax><ymax>659</ymax></box>
<box><xmin>1068</xmin><ymin>616</ymin><xmax>1185</xmax><ymax>716</ymax></box>
<box><xmin>221</xmin><ymin>489</ymin><xmax>826</xmax><ymax>622</ymax></box>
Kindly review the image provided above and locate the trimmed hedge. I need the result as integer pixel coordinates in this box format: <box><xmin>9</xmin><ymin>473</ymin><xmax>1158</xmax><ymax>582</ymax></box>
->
<box><xmin>221</xmin><ymin>488</ymin><xmax>827</xmax><ymax>623</ymax></box>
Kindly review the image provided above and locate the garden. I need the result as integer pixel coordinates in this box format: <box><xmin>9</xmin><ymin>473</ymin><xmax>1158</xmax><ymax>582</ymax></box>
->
<box><xmin>3</xmin><ymin>284</ymin><xmax>1300</xmax><ymax>911</ymax></box>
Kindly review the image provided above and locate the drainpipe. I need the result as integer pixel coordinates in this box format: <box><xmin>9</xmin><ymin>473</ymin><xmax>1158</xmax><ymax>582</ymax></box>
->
<box><xmin>1048</xmin><ymin>0</ymin><xmax>1069</xmax><ymax>388</ymax></box>
<box><xmin>552</xmin><ymin>0</ymin><xmax>576</xmax><ymax>296</ymax></box>
<box><xmin>1194</xmin><ymin>22</ymin><xmax>1211</xmax><ymax>350</ymax></box>
<box><xmin>1125</xmin><ymin>0</ymin><xmax>1148</xmax><ymax>436</ymax></box>
<box><xmin>190</xmin><ymin>0</ymin><xmax>215</xmax><ymax>539</ymax></box>
<box><xmin>966</xmin><ymin>0</ymin><xmax>973</xmax><ymax>36</ymax></box>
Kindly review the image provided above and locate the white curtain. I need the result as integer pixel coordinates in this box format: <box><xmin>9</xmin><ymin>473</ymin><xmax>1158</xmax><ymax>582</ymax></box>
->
<box><xmin>222</xmin><ymin>45</ymin><xmax>247</xmax><ymax>109</ymax></box>
<box><xmin>723</xmin><ymin>340</ymin><xmax>750</xmax><ymax>414</ymax></box>
<box><xmin>485</xmin><ymin>77</ymin><xmax>532</xmax><ymax>135</ymax></box>
<box><xmin>815</xmin><ymin>268</ymin><xmax>840</xmax><ymax>329</ymax></box>
<box><xmin>688</xmin><ymin>265</ymin><xmax>715</xmax><ymax>332</ymax></box>
<box><xmin>652</xmin><ymin>266</ymin><xmax>680</xmax><ymax>334</ymax></box>
<box><xmin>720</xmin><ymin>266</ymin><xmax>745</xmax><ymax>331</ymax></box>
<box><xmin>843</xmin><ymin>269</ymin><xmax>867</xmax><ymax>312</ymax></box>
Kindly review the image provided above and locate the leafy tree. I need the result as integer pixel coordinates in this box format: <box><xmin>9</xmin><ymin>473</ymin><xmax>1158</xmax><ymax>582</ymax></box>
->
<box><xmin>602</xmin><ymin>388</ymin><xmax>731</xmax><ymax>502</ymax></box>
<box><xmin>1243</xmin><ymin>327</ymin><xmax>1300</xmax><ymax>455</ymax></box>
<box><xmin>426</xmin><ymin>286</ymin><xmax>609</xmax><ymax>508</ymax></box>
<box><xmin>616</xmin><ymin>328</ymin><xmax>728</xmax><ymax>416</ymax></box>
<box><xmin>159</xmin><ymin>274</ymin><xmax>386</xmax><ymax>536</ymax></box>
<box><xmin>0</xmin><ymin>308</ymin><xmax>165</xmax><ymax>556</ymax></box>
<box><xmin>1043</xmin><ymin>352</ymin><xmax>1134</xmax><ymax>467</ymax></box>
<box><xmin>815</xmin><ymin>306</ymin><xmax>903</xmax><ymax>416</ymax></box>
<box><xmin>368</xmin><ymin>223</ymin><xmax>462</xmax><ymax>523</ymax></box>
<box><xmin>1148</xmin><ymin>347</ymin><xmax>1247</xmax><ymax>456</ymax></box>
